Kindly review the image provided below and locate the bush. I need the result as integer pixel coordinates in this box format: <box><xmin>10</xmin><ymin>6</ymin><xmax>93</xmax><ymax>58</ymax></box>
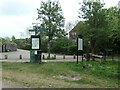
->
<box><xmin>41</xmin><ymin>40</ymin><xmax>47</xmax><ymax>52</ymax></box>
<box><xmin>15</xmin><ymin>39</ymin><xmax>31</xmax><ymax>50</ymax></box>
<box><xmin>50</xmin><ymin>38</ymin><xmax>79</xmax><ymax>55</ymax></box>
<box><xmin>68</xmin><ymin>45</ymin><xmax>77</xmax><ymax>55</ymax></box>
<box><xmin>51</xmin><ymin>42</ymin><xmax>68</xmax><ymax>54</ymax></box>
<box><xmin>44</xmin><ymin>55</ymin><xmax>56</xmax><ymax>60</ymax></box>
<box><xmin>50</xmin><ymin>38</ymin><xmax>71</xmax><ymax>54</ymax></box>
<box><xmin>22</xmin><ymin>44</ymin><xmax>31</xmax><ymax>50</ymax></box>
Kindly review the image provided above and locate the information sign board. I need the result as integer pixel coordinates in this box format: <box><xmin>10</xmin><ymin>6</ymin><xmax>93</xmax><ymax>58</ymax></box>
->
<box><xmin>31</xmin><ymin>35</ymin><xmax>40</xmax><ymax>50</ymax></box>
<box><xmin>78</xmin><ymin>38</ymin><xmax>83</xmax><ymax>50</ymax></box>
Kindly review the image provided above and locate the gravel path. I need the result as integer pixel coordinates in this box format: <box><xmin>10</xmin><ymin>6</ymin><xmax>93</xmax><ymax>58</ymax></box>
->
<box><xmin>2</xmin><ymin>79</ymin><xmax>26</xmax><ymax>88</ymax></box>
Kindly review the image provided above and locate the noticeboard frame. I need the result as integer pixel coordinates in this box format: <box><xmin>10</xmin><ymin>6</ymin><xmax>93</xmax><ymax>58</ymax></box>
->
<box><xmin>31</xmin><ymin>35</ymin><xmax>41</xmax><ymax>50</ymax></box>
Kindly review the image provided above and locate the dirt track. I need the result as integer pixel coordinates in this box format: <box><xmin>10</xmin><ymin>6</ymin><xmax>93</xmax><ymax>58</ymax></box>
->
<box><xmin>2</xmin><ymin>79</ymin><xmax>26</xmax><ymax>88</ymax></box>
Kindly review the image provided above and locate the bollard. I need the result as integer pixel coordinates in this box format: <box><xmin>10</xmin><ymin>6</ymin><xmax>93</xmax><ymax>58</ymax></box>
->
<box><xmin>63</xmin><ymin>55</ymin><xmax>65</xmax><ymax>59</ymax></box>
<box><xmin>73</xmin><ymin>54</ymin><xmax>76</xmax><ymax>59</ymax></box>
<box><xmin>43</xmin><ymin>55</ymin><xmax>45</xmax><ymax>59</ymax></box>
<box><xmin>19</xmin><ymin>55</ymin><xmax>22</xmax><ymax>59</ymax></box>
<box><xmin>5</xmin><ymin>55</ymin><xmax>8</xmax><ymax>59</ymax></box>
<box><xmin>54</xmin><ymin>54</ymin><xmax>56</xmax><ymax>59</ymax></box>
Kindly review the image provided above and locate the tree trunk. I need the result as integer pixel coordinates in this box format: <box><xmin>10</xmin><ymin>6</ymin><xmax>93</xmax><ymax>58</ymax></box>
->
<box><xmin>86</xmin><ymin>51</ymin><xmax>90</xmax><ymax>61</ymax></box>
<box><xmin>91</xmin><ymin>37</ymin><xmax>95</xmax><ymax>61</ymax></box>
<box><xmin>86</xmin><ymin>42</ymin><xmax>90</xmax><ymax>61</ymax></box>
<box><xmin>103</xmin><ymin>51</ymin><xmax>106</xmax><ymax>61</ymax></box>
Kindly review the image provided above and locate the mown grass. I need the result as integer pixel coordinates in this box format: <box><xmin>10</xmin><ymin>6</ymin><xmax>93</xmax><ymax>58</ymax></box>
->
<box><xmin>2</xmin><ymin>61</ymin><xmax>119</xmax><ymax>88</ymax></box>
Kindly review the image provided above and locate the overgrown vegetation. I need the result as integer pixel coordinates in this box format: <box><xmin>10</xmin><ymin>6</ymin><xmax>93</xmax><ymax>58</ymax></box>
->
<box><xmin>15</xmin><ymin>38</ymin><xmax>31</xmax><ymax>50</ymax></box>
<box><xmin>77</xmin><ymin>1</ymin><xmax>120</xmax><ymax>57</ymax></box>
<box><xmin>2</xmin><ymin>61</ymin><xmax>119</xmax><ymax>88</ymax></box>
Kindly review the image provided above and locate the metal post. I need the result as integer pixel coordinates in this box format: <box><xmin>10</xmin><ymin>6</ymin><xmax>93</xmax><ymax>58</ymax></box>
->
<box><xmin>77</xmin><ymin>37</ymin><xmax>78</xmax><ymax>64</ymax></box>
<box><xmin>82</xmin><ymin>51</ymin><xmax>83</xmax><ymax>62</ymax></box>
<box><xmin>77</xmin><ymin>35</ymin><xmax>83</xmax><ymax>63</ymax></box>
<box><xmin>39</xmin><ymin>51</ymin><xmax>41</xmax><ymax>62</ymax></box>
<box><xmin>117</xmin><ymin>51</ymin><xmax>119</xmax><ymax>61</ymax></box>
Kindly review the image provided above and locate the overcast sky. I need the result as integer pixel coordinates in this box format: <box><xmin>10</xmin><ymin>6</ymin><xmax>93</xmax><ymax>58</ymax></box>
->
<box><xmin>0</xmin><ymin>0</ymin><xmax>119</xmax><ymax>38</ymax></box>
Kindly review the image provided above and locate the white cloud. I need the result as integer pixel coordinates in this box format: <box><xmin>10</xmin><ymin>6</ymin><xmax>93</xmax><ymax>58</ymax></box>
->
<box><xmin>104</xmin><ymin>0</ymin><xmax>118</xmax><ymax>8</ymax></box>
<box><xmin>59</xmin><ymin>0</ymin><xmax>81</xmax><ymax>22</ymax></box>
<box><xmin>0</xmin><ymin>16</ymin><xmax>36</xmax><ymax>38</ymax></box>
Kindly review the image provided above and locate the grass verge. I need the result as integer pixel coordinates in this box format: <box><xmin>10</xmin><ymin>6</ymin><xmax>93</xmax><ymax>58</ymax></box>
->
<box><xmin>2</xmin><ymin>61</ymin><xmax>119</xmax><ymax>88</ymax></box>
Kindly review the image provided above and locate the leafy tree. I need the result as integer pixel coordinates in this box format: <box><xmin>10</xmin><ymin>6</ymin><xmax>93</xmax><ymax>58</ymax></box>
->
<box><xmin>105</xmin><ymin>7</ymin><xmax>119</xmax><ymax>51</ymax></box>
<box><xmin>0</xmin><ymin>38</ymin><xmax>4</xmax><ymax>44</ymax></box>
<box><xmin>79</xmin><ymin>1</ymin><xmax>107</xmax><ymax>31</ymax></box>
<box><xmin>5</xmin><ymin>37</ymin><xmax>11</xmax><ymax>42</ymax></box>
<box><xmin>117</xmin><ymin>6</ymin><xmax>120</xmax><ymax>52</ymax></box>
<box><xmin>50</xmin><ymin>37</ymin><xmax>74</xmax><ymax>54</ymax></box>
<box><xmin>0</xmin><ymin>37</ymin><xmax>11</xmax><ymax>44</ymax></box>
<box><xmin>37</xmin><ymin>0</ymin><xmax>66</xmax><ymax>57</ymax></box>
<box><xmin>15</xmin><ymin>38</ymin><xmax>31</xmax><ymax>50</ymax></box>
<box><xmin>11</xmin><ymin>36</ymin><xmax>16</xmax><ymax>43</ymax></box>
<box><xmin>78</xmin><ymin>0</ymin><xmax>109</xmax><ymax>60</ymax></box>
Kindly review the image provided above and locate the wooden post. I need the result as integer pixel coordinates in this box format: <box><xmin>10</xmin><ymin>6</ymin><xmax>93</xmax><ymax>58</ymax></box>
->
<box><xmin>73</xmin><ymin>54</ymin><xmax>76</xmax><ymax>59</ymax></box>
<box><xmin>19</xmin><ymin>55</ymin><xmax>22</xmax><ymax>59</ymax></box>
<box><xmin>54</xmin><ymin>54</ymin><xmax>56</xmax><ymax>59</ymax></box>
<box><xmin>63</xmin><ymin>55</ymin><xmax>65</xmax><ymax>59</ymax></box>
<box><xmin>43</xmin><ymin>55</ymin><xmax>45</xmax><ymax>59</ymax></box>
<box><xmin>5</xmin><ymin>55</ymin><xmax>8</xmax><ymax>59</ymax></box>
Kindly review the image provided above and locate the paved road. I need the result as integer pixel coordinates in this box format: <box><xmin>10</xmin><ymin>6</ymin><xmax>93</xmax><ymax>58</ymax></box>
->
<box><xmin>0</xmin><ymin>49</ymin><xmax>119</xmax><ymax>62</ymax></box>
<box><xmin>0</xmin><ymin>49</ymin><xmax>83</xmax><ymax>62</ymax></box>
<box><xmin>0</xmin><ymin>49</ymin><xmax>30</xmax><ymax>60</ymax></box>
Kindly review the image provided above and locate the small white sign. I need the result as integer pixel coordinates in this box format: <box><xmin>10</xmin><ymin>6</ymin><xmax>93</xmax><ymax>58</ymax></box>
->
<box><xmin>29</xmin><ymin>32</ymin><xmax>35</xmax><ymax>36</ymax></box>
<box><xmin>32</xmin><ymin>38</ymin><xmax>39</xmax><ymax>49</ymax></box>
<box><xmin>78</xmin><ymin>38</ymin><xmax>83</xmax><ymax>50</ymax></box>
<box><xmin>34</xmin><ymin>51</ymin><xmax>37</xmax><ymax>54</ymax></box>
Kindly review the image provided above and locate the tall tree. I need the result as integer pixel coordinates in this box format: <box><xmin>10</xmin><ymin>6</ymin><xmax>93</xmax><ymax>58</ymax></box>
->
<box><xmin>78</xmin><ymin>0</ymin><xmax>108</xmax><ymax>60</ymax></box>
<box><xmin>105</xmin><ymin>7</ymin><xmax>119</xmax><ymax>51</ymax></box>
<box><xmin>117</xmin><ymin>2</ymin><xmax>120</xmax><ymax>52</ymax></box>
<box><xmin>11</xmin><ymin>36</ymin><xmax>16</xmax><ymax>43</ymax></box>
<box><xmin>37</xmin><ymin>0</ymin><xmax>66</xmax><ymax>57</ymax></box>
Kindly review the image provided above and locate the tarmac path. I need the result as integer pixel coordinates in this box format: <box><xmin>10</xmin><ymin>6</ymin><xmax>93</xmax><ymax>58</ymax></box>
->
<box><xmin>0</xmin><ymin>49</ymin><xmax>82</xmax><ymax>62</ymax></box>
<box><xmin>0</xmin><ymin>49</ymin><xmax>119</xmax><ymax>62</ymax></box>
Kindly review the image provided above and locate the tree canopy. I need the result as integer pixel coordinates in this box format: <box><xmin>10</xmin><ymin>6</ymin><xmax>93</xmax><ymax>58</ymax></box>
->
<box><xmin>37</xmin><ymin>0</ymin><xmax>66</xmax><ymax>57</ymax></box>
<box><xmin>77</xmin><ymin>0</ymin><xmax>120</xmax><ymax>59</ymax></box>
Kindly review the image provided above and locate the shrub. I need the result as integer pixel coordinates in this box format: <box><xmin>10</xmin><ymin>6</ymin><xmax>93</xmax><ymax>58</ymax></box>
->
<box><xmin>68</xmin><ymin>45</ymin><xmax>77</xmax><ymax>55</ymax></box>
<box><xmin>50</xmin><ymin>38</ymin><xmax>72</xmax><ymax>54</ymax></box>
